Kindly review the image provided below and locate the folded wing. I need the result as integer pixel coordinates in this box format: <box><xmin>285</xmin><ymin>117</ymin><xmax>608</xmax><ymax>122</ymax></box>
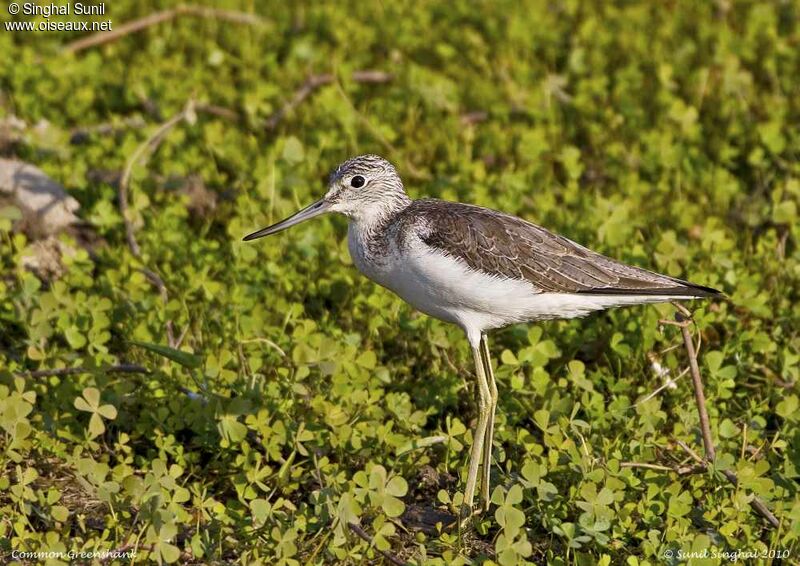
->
<box><xmin>411</xmin><ymin>199</ymin><xmax>720</xmax><ymax>298</ymax></box>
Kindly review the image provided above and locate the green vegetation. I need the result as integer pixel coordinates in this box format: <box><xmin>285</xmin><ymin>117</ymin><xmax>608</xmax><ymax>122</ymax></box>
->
<box><xmin>1</xmin><ymin>1</ymin><xmax>799</xmax><ymax>564</ymax></box>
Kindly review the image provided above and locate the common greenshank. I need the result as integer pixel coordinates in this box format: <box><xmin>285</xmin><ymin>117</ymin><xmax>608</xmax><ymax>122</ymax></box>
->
<box><xmin>243</xmin><ymin>154</ymin><xmax>721</xmax><ymax>517</ymax></box>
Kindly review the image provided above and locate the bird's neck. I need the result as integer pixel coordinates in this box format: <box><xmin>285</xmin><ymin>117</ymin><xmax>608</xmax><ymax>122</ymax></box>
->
<box><xmin>346</xmin><ymin>195</ymin><xmax>412</xmax><ymax>269</ymax></box>
<box><xmin>349</xmin><ymin>193</ymin><xmax>412</xmax><ymax>235</ymax></box>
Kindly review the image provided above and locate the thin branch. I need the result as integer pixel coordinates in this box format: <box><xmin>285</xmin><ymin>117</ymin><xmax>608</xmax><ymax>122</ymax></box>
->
<box><xmin>118</xmin><ymin>100</ymin><xmax>196</xmax><ymax>347</ymax></box>
<box><xmin>669</xmin><ymin>311</ymin><xmax>780</xmax><ymax>529</ymax></box>
<box><xmin>658</xmin><ymin>342</ymin><xmax>683</xmax><ymax>355</ymax></box>
<box><xmin>621</xmin><ymin>309</ymin><xmax>781</xmax><ymax>529</ymax></box>
<box><xmin>634</xmin><ymin>366</ymin><xmax>689</xmax><ymax>407</ymax></box>
<box><xmin>63</xmin><ymin>4</ymin><xmax>267</xmax><ymax>54</ymax></box>
<box><xmin>264</xmin><ymin>70</ymin><xmax>394</xmax><ymax>131</ymax></box>
<box><xmin>460</xmin><ymin>111</ymin><xmax>489</xmax><ymax>126</ymax></box>
<box><xmin>618</xmin><ymin>443</ymin><xmax>704</xmax><ymax>476</ymax></box>
<box><xmin>675</xmin><ymin>439</ymin><xmax>780</xmax><ymax>528</ymax></box>
<box><xmin>195</xmin><ymin>103</ymin><xmax>240</xmax><ymax>121</ymax></box>
<box><xmin>676</xmin><ymin>463</ymin><xmax>708</xmax><ymax>475</ymax></box>
<box><xmin>351</xmin><ymin>70</ymin><xmax>394</xmax><ymax>84</ymax></box>
<box><xmin>720</xmin><ymin>470</ymin><xmax>780</xmax><ymax>528</ymax></box>
<box><xmin>71</xmin><ymin>104</ymin><xmax>240</xmax><ymax>146</ymax></box>
<box><xmin>619</xmin><ymin>462</ymin><xmax>675</xmax><ymax>472</ymax></box>
<box><xmin>141</xmin><ymin>268</ymin><xmax>175</xmax><ymax>347</ymax></box>
<box><xmin>265</xmin><ymin>74</ymin><xmax>333</xmax><ymax>130</ymax></box>
<box><xmin>347</xmin><ymin>523</ymin><xmax>406</xmax><ymax>566</ymax></box>
<box><xmin>239</xmin><ymin>337</ymin><xmax>287</xmax><ymax>357</ymax></box>
<box><xmin>675</xmin><ymin>439</ymin><xmax>705</xmax><ymax>463</ymax></box>
<box><xmin>672</xmin><ymin>301</ymin><xmax>702</xmax><ymax>356</ymax></box>
<box><xmin>174</xmin><ymin>323</ymin><xmax>191</xmax><ymax>350</ymax></box>
<box><xmin>119</xmin><ymin>100</ymin><xmax>194</xmax><ymax>258</ymax></box>
<box><xmin>621</xmin><ymin>442</ymin><xmax>777</xmax><ymax>528</ymax></box>
<box><xmin>70</xmin><ymin>115</ymin><xmax>148</xmax><ymax>143</ymax></box>
<box><xmin>440</xmin><ymin>348</ymin><xmax>462</xmax><ymax>375</ymax></box>
<box><xmin>675</xmin><ymin>312</ymin><xmax>716</xmax><ymax>462</ymax></box>
<box><xmin>19</xmin><ymin>364</ymin><xmax>149</xmax><ymax>378</ymax></box>
<box><xmin>138</xmin><ymin>267</ymin><xmax>168</xmax><ymax>302</ymax></box>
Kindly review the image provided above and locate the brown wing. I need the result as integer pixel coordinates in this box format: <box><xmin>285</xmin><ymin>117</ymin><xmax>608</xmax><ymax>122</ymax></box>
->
<box><xmin>410</xmin><ymin>199</ymin><xmax>719</xmax><ymax>297</ymax></box>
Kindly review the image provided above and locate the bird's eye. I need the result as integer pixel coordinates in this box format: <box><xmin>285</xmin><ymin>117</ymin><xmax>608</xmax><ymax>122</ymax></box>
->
<box><xmin>350</xmin><ymin>175</ymin><xmax>365</xmax><ymax>188</ymax></box>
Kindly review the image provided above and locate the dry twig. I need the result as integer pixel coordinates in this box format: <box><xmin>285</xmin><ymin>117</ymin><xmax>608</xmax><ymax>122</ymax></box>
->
<box><xmin>265</xmin><ymin>71</ymin><xmax>393</xmax><ymax>131</ymax></box>
<box><xmin>195</xmin><ymin>103</ymin><xmax>240</xmax><ymax>122</ymax></box>
<box><xmin>626</xmin><ymin>311</ymin><xmax>780</xmax><ymax>528</ymax></box>
<box><xmin>666</xmin><ymin>308</ymin><xmax>780</xmax><ymax>528</ymax></box>
<box><xmin>347</xmin><ymin>523</ymin><xmax>406</xmax><ymax>566</ymax></box>
<box><xmin>18</xmin><ymin>364</ymin><xmax>149</xmax><ymax>378</ymax></box>
<box><xmin>619</xmin><ymin>460</ymin><xmax>705</xmax><ymax>475</ymax></box>
<box><xmin>634</xmin><ymin>366</ymin><xmax>689</xmax><ymax>407</ymax></box>
<box><xmin>71</xmin><ymin>103</ymin><xmax>241</xmax><ymax>146</ymax></box>
<box><xmin>119</xmin><ymin>99</ymin><xmax>195</xmax><ymax>258</ymax></box>
<box><xmin>63</xmin><ymin>4</ymin><xmax>267</xmax><ymax>54</ymax></box>
<box><xmin>117</xmin><ymin>99</ymin><xmax>198</xmax><ymax>346</ymax></box>
<box><xmin>619</xmin><ymin>462</ymin><xmax>676</xmax><ymax>473</ymax></box>
<box><xmin>70</xmin><ymin>115</ymin><xmax>148</xmax><ymax>143</ymax></box>
<box><xmin>674</xmin><ymin>440</ymin><xmax>779</xmax><ymax>528</ymax></box>
<box><xmin>623</xmin><ymin>313</ymin><xmax>781</xmax><ymax>529</ymax></box>
<box><xmin>673</xmin><ymin>310</ymin><xmax>716</xmax><ymax>462</ymax></box>
<box><xmin>460</xmin><ymin>111</ymin><xmax>489</xmax><ymax>126</ymax></box>
<box><xmin>265</xmin><ymin>74</ymin><xmax>334</xmax><ymax>131</ymax></box>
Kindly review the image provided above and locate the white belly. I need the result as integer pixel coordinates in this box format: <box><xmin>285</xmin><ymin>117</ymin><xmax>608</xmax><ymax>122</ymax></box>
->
<box><xmin>348</xmin><ymin>228</ymin><xmax>696</xmax><ymax>345</ymax></box>
<box><xmin>349</xmin><ymin>227</ymin><xmax>541</xmax><ymax>337</ymax></box>
<box><xmin>381</xmin><ymin>248</ymin><xmax>537</xmax><ymax>329</ymax></box>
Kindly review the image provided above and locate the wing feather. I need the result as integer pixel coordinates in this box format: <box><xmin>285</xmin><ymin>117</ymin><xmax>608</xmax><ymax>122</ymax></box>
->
<box><xmin>407</xmin><ymin>199</ymin><xmax>720</xmax><ymax>297</ymax></box>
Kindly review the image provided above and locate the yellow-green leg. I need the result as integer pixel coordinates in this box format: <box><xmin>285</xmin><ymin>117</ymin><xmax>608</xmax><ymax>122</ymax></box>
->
<box><xmin>480</xmin><ymin>334</ymin><xmax>498</xmax><ymax>512</ymax></box>
<box><xmin>462</xmin><ymin>343</ymin><xmax>491</xmax><ymax>519</ymax></box>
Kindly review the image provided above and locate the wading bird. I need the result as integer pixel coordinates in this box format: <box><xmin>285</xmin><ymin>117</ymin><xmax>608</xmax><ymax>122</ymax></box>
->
<box><xmin>244</xmin><ymin>154</ymin><xmax>720</xmax><ymax>517</ymax></box>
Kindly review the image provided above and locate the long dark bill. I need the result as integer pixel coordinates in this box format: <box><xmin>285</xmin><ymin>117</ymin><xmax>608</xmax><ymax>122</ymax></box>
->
<box><xmin>242</xmin><ymin>198</ymin><xmax>330</xmax><ymax>241</ymax></box>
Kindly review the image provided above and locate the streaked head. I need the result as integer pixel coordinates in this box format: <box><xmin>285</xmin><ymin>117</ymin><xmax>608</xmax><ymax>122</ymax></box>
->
<box><xmin>243</xmin><ymin>154</ymin><xmax>409</xmax><ymax>241</ymax></box>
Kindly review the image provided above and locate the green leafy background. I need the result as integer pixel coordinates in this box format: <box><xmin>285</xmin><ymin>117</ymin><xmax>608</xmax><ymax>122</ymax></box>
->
<box><xmin>1</xmin><ymin>1</ymin><xmax>799</xmax><ymax>564</ymax></box>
